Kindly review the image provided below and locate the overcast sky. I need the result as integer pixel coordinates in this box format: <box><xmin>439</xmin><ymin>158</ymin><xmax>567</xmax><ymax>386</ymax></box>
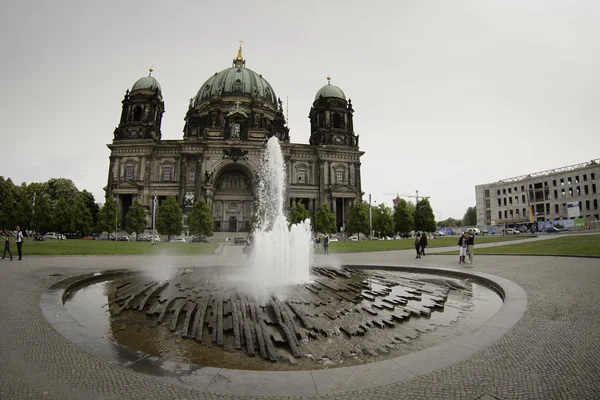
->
<box><xmin>2</xmin><ymin>0</ymin><xmax>599</xmax><ymax>220</ymax></box>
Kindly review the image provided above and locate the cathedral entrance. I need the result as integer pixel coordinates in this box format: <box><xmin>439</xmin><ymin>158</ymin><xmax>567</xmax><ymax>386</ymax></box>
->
<box><xmin>211</xmin><ymin>168</ymin><xmax>254</xmax><ymax>232</ymax></box>
<box><xmin>228</xmin><ymin>216</ymin><xmax>238</xmax><ymax>232</ymax></box>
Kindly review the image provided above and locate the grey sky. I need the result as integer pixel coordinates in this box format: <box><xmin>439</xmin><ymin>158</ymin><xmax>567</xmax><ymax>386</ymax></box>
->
<box><xmin>2</xmin><ymin>0</ymin><xmax>599</xmax><ymax>220</ymax></box>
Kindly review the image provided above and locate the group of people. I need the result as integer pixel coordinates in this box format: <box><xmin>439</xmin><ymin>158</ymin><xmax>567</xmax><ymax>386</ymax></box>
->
<box><xmin>2</xmin><ymin>226</ymin><xmax>24</xmax><ymax>261</ymax></box>
<box><xmin>457</xmin><ymin>232</ymin><xmax>475</xmax><ymax>264</ymax></box>
<box><xmin>314</xmin><ymin>235</ymin><xmax>330</xmax><ymax>254</ymax></box>
<box><xmin>414</xmin><ymin>232</ymin><xmax>428</xmax><ymax>258</ymax></box>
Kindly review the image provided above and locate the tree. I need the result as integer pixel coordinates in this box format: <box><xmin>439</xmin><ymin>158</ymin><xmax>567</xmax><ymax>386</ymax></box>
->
<box><xmin>46</xmin><ymin>178</ymin><xmax>79</xmax><ymax>207</ymax></box>
<box><xmin>313</xmin><ymin>203</ymin><xmax>336</xmax><ymax>234</ymax></box>
<box><xmin>188</xmin><ymin>200</ymin><xmax>213</xmax><ymax>237</ymax></box>
<box><xmin>463</xmin><ymin>206</ymin><xmax>477</xmax><ymax>226</ymax></box>
<box><xmin>347</xmin><ymin>201</ymin><xmax>370</xmax><ymax>237</ymax></box>
<box><xmin>288</xmin><ymin>200</ymin><xmax>309</xmax><ymax>226</ymax></box>
<box><xmin>437</xmin><ymin>217</ymin><xmax>462</xmax><ymax>227</ymax></box>
<box><xmin>414</xmin><ymin>198</ymin><xmax>436</xmax><ymax>232</ymax></box>
<box><xmin>80</xmin><ymin>190</ymin><xmax>100</xmax><ymax>226</ymax></box>
<box><xmin>97</xmin><ymin>196</ymin><xmax>119</xmax><ymax>234</ymax></box>
<box><xmin>373</xmin><ymin>203</ymin><xmax>394</xmax><ymax>237</ymax></box>
<box><xmin>157</xmin><ymin>195</ymin><xmax>182</xmax><ymax>239</ymax></box>
<box><xmin>71</xmin><ymin>195</ymin><xmax>94</xmax><ymax>235</ymax></box>
<box><xmin>124</xmin><ymin>199</ymin><xmax>147</xmax><ymax>236</ymax></box>
<box><xmin>32</xmin><ymin>193</ymin><xmax>51</xmax><ymax>233</ymax></box>
<box><xmin>393</xmin><ymin>198</ymin><xmax>414</xmax><ymax>234</ymax></box>
<box><xmin>0</xmin><ymin>177</ymin><xmax>19</xmax><ymax>229</ymax></box>
<box><xmin>51</xmin><ymin>196</ymin><xmax>72</xmax><ymax>233</ymax></box>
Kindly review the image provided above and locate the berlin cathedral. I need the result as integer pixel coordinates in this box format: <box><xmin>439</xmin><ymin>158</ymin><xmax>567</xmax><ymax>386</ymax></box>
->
<box><xmin>106</xmin><ymin>45</ymin><xmax>364</xmax><ymax>233</ymax></box>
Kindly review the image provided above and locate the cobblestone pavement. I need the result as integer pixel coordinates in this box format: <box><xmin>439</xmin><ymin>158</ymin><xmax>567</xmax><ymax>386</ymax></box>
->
<box><xmin>1</xmin><ymin>244</ymin><xmax>599</xmax><ymax>399</ymax></box>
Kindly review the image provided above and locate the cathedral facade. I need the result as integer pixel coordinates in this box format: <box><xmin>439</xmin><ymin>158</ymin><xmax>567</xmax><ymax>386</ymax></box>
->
<box><xmin>106</xmin><ymin>46</ymin><xmax>364</xmax><ymax>233</ymax></box>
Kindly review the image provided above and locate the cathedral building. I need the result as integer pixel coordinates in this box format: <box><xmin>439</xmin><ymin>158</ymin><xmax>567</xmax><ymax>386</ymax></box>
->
<box><xmin>106</xmin><ymin>45</ymin><xmax>364</xmax><ymax>233</ymax></box>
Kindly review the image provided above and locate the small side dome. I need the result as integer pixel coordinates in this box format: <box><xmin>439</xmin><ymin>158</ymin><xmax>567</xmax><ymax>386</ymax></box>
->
<box><xmin>131</xmin><ymin>68</ymin><xmax>162</xmax><ymax>95</ymax></box>
<box><xmin>314</xmin><ymin>76</ymin><xmax>346</xmax><ymax>101</ymax></box>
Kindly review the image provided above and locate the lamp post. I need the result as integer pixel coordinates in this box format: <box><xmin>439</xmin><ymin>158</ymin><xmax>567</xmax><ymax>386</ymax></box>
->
<box><xmin>152</xmin><ymin>191</ymin><xmax>157</xmax><ymax>245</ymax></box>
<box><xmin>369</xmin><ymin>194</ymin><xmax>372</xmax><ymax>240</ymax></box>
<box><xmin>114</xmin><ymin>195</ymin><xmax>118</xmax><ymax>241</ymax></box>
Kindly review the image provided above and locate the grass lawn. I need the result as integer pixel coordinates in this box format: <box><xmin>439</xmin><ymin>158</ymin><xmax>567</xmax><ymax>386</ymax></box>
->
<box><xmin>444</xmin><ymin>234</ymin><xmax>600</xmax><ymax>257</ymax></box>
<box><xmin>327</xmin><ymin>235</ymin><xmax>535</xmax><ymax>254</ymax></box>
<box><xmin>19</xmin><ymin>238</ymin><xmax>219</xmax><ymax>256</ymax></box>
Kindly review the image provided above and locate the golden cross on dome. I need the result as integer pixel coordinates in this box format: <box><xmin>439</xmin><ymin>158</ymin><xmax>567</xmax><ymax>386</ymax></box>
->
<box><xmin>149</xmin><ymin>66</ymin><xmax>153</xmax><ymax>76</ymax></box>
<box><xmin>236</xmin><ymin>40</ymin><xmax>244</xmax><ymax>61</ymax></box>
<box><xmin>327</xmin><ymin>74</ymin><xmax>331</xmax><ymax>84</ymax></box>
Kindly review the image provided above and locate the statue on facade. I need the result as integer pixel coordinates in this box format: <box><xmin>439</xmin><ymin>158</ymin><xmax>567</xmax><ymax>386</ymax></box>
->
<box><xmin>230</xmin><ymin>122</ymin><xmax>241</xmax><ymax>139</ymax></box>
<box><xmin>184</xmin><ymin>192</ymin><xmax>195</xmax><ymax>207</ymax></box>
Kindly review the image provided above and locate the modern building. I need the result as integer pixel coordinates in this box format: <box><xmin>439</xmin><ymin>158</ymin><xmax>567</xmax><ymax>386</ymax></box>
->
<box><xmin>475</xmin><ymin>159</ymin><xmax>600</xmax><ymax>229</ymax></box>
<box><xmin>105</xmin><ymin>45</ymin><xmax>364</xmax><ymax>232</ymax></box>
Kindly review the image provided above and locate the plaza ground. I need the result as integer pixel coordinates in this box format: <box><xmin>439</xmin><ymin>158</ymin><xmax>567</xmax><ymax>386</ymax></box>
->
<box><xmin>0</xmin><ymin>235</ymin><xmax>599</xmax><ymax>399</ymax></box>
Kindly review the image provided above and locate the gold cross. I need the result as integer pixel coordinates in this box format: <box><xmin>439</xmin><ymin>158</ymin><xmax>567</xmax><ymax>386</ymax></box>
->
<box><xmin>239</xmin><ymin>40</ymin><xmax>244</xmax><ymax>47</ymax></box>
<box><xmin>235</xmin><ymin>99</ymin><xmax>241</xmax><ymax>108</ymax></box>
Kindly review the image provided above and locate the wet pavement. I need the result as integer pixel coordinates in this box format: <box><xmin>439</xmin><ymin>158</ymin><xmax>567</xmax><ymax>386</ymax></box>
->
<box><xmin>1</xmin><ymin>236</ymin><xmax>600</xmax><ymax>399</ymax></box>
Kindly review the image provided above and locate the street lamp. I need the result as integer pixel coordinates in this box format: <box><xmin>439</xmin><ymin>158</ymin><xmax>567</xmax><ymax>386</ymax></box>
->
<box><xmin>114</xmin><ymin>195</ymin><xmax>118</xmax><ymax>241</ymax></box>
<box><xmin>369</xmin><ymin>194</ymin><xmax>372</xmax><ymax>239</ymax></box>
<box><xmin>152</xmin><ymin>191</ymin><xmax>157</xmax><ymax>245</ymax></box>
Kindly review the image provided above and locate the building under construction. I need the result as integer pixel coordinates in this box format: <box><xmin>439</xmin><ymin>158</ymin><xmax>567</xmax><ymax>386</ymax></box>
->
<box><xmin>475</xmin><ymin>159</ymin><xmax>600</xmax><ymax>230</ymax></box>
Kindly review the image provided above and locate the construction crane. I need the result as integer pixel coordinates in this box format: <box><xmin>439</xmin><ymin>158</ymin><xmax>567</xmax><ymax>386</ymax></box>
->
<box><xmin>383</xmin><ymin>190</ymin><xmax>430</xmax><ymax>202</ymax></box>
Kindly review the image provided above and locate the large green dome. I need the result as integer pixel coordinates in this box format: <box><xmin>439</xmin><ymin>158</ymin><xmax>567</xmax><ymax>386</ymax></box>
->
<box><xmin>193</xmin><ymin>48</ymin><xmax>277</xmax><ymax>107</ymax></box>
<box><xmin>314</xmin><ymin>80</ymin><xmax>346</xmax><ymax>101</ymax></box>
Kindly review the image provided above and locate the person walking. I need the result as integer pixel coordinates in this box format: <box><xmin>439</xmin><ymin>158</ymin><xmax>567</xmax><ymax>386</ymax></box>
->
<box><xmin>419</xmin><ymin>231</ymin><xmax>428</xmax><ymax>256</ymax></box>
<box><xmin>323</xmin><ymin>235</ymin><xmax>329</xmax><ymax>255</ymax></box>
<box><xmin>315</xmin><ymin>236</ymin><xmax>321</xmax><ymax>254</ymax></box>
<box><xmin>16</xmin><ymin>226</ymin><xmax>23</xmax><ymax>260</ymax></box>
<box><xmin>458</xmin><ymin>232</ymin><xmax>467</xmax><ymax>264</ymax></box>
<box><xmin>414</xmin><ymin>232</ymin><xmax>421</xmax><ymax>259</ymax></box>
<box><xmin>2</xmin><ymin>231</ymin><xmax>13</xmax><ymax>261</ymax></box>
<box><xmin>466</xmin><ymin>232</ymin><xmax>475</xmax><ymax>264</ymax></box>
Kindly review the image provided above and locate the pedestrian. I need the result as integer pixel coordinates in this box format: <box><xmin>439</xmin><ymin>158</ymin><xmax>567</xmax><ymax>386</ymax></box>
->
<box><xmin>419</xmin><ymin>231</ymin><xmax>428</xmax><ymax>256</ymax></box>
<box><xmin>458</xmin><ymin>233</ymin><xmax>467</xmax><ymax>264</ymax></box>
<box><xmin>414</xmin><ymin>232</ymin><xmax>421</xmax><ymax>259</ymax></box>
<box><xmin>16</xmin><ymin>226</ymin><xmax>23</xmax><ymax>260</ymax></box>
<box><xmin>315</xmin><ymin>236</ymin><xmax>321</xmax><ymax>254</ymax></box>
<box><xmin>323</xmin><ymin>235</ymin><xmax>329</xmax><ymax>255</ymax></box>
<box><xmin>466</xmin><ymin>232</ymin><xmax>475</xmax><ymax>264</ymax></box>
<box><xmin>2</xmin><ymin>230</ymin><xmax>13</xmax><ymax>261</ymax></box>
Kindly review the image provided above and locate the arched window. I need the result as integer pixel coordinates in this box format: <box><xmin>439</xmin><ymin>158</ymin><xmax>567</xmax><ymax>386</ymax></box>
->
<box><xmin>125</xmin><ymin>165</ymin><xmax>134</xmax><ymax>180</ymax></box>
<box><xmin>332</xmin><ymin>113</ymin><xmax>342</xmax><ymax>128</ymax></box>
<box><xmin>133</xmin><ymin>106</ymin><xmax>143</xmax><ymax>122</ymax></box>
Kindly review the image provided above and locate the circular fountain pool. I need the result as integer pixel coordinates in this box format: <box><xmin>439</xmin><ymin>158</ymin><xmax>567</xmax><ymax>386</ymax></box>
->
<box><xmin>61</xmin><ymin>265</ymin><xmax>502</xmax><ymax>371</ymax></box>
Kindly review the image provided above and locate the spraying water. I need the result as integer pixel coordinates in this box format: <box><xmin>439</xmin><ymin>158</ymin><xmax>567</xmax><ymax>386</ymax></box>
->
<box><xmin>250</xmin><ymin>137</ymin><xmax>312</xmax><ymax>287</ymax></box>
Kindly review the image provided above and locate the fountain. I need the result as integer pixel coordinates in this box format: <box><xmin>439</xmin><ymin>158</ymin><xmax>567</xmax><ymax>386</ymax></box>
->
<box><xmin>249</xmin><ymin>136</ymin><xmax>312</xmax><ymax>287</ymax></box>
<box><xmin>56</xmin><ymin>137</ymin><xmax>504</xmax><ymax>371</ymax></box>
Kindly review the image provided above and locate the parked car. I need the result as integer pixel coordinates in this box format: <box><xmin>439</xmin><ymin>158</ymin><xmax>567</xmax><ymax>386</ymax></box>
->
<box><xmin>44</xmin><ymin>232</ymin><xmax>58</xmax><ymax>240</ymax></box>
<box><xmin>328</xmin><ymin>237</ymin><xmax>339</xmax><ymax>242</ymax></box>
<box><xmin>169</xmin><ymin>237</ymin><xmax>186</xmax><ymax>242</ymax></box>
<box><xmin>434</xmin><ymin>231</ymin><xmax>446</xmax><ymax>237</ymax></box>
<box><xmin>191</xmin><ymin>235</ymin><xmax>210</xmax><ymax>243</ymax></box>
<box><xmin>466</xmin><ymin>228</ymin><xmax>481</xmax><ymax>235</ymax></box>
<box><xmin>234</xmin><ymin>236</ymin><xmax>248</xmax><ymax>245</ymax></box>
<box><xmin>117</xmin><ymin>235</ymin><xmax>131</xmax><ymax>241</ymax></box>
<box><xmin>136</xmin><ymin>235</ymin><xmax>151</xmax><ymax>242</ymax></box>
<box><xmin>348</xmin><ymin>236</ymin><xmax>359</xmax><ymax>241</ymax></box>
<box><xmin>545</xmin><ymin>226</ymin><xmax>561</xmax><ymax>233</ymax></box>
<box><xmin>150</xmin><ymin>235</ymin><xmax>161</xmax><ymax>242</ymax></box>
<box><xmin>505</xmin><ymin>228</ymin><xmax>520</xmax><ymax>235</ymax></box>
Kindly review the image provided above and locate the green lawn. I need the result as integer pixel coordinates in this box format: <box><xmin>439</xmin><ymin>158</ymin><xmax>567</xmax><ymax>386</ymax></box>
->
<box><xmin>449</xmin><ymin>235</ymin><xmax>600</xmax><ymax>257</ymax></box>
<box><xmin>19</xmin><ymin>238</ymin><xmax>219</xmax><ymax>256</ymax></box>
<box><xmin>327</xmin><ymin>235</ymin><xmax>535</xmax><ymax>254</ymax></box>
